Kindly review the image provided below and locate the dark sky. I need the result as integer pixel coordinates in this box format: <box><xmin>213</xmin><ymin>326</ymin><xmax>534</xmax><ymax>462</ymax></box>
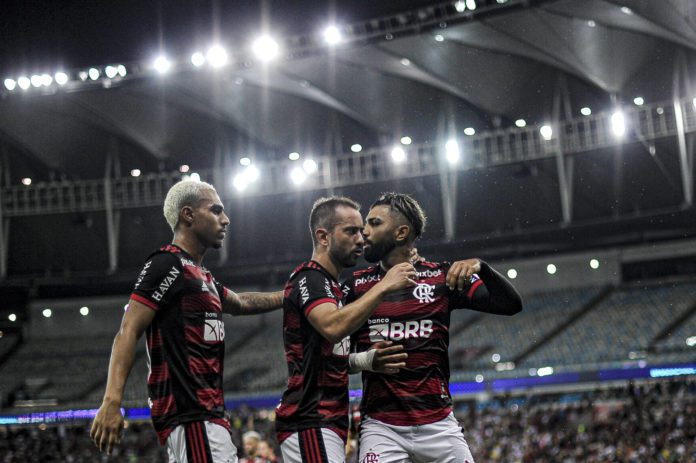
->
<box><xmin>0</xmin><ymin>0</ymin><xmax>442</xmax><ymax>74</ymax></box>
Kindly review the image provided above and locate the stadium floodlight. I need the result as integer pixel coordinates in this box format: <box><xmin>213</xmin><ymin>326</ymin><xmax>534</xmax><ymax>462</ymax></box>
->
<box><xmin>400</xmin><ymin>136</ymin><xmax>412</xmax><ymax>145</ymax></box>
<box><xmin>546</xmin><ymin>264</ymin><xmax>557</xmax><ymax>274</ymax></box>
<box><xmin>240</xmin><ymin>157</ymin><xmax>251</xmax><ymax>166</ymax></box>
<box><xmin>686</xmin><ymin>336</ymin><xmax>696</xmax><ymax>347</ymax></box>
<box><xmin>3</xmin><ymin>79</ymin><xmax>16</xmax><ymax>91</ymax></box>
<box><xmin>40</xmin><ymin>74</ymin><xmax>52</xmax><ymax>86</ymax></box>
<box><xmin>466</xmin><ymin>0</ymin><xmax>477</xmax><ymax>10</ymax></box>
<box><xmin>464</xmin><ymin>127</ymin><xmax>476</xmax><ymax>136</ymax></box>
<box><xmin>491</xmin><ymin>353</ymin><xmax>501</xmax><ymax>363</ymax></box>
<box><xmin>153</xmin><ymin>55</ymin><xmax>172</xmax><ymax>74</ymax></box>
<box><xmin>30</xmin><ymin>75</ymin><xmax>42</xmax><ymax>88</ymax></box>
<box><xmin>611</xmin><ymin>110</ymin><xmax>626</xmax><ymax>137</ymax></box>
<box><xmin>179</xmin><ymin>164</ymin><xmax>190</xmax><ymax>173</ymax></box>
<box><xmin>21</xmin><ymin>178</ymin><xmax>32</xmax><ymax>186</ymax></box>
<box><xmin>620</xmin><ymin>6</ymin><xmax>632</xmax><ymax>14</ymax></box>
<box><xmin>445</xmin><ymin>139</ymin><xmax>460</xmax><ymax>164</ymax></box>
<box><xmin>537</xmin><ymin>366</ymin><xmax>554</xmax><ymax>376</ymax></box>
<box><xmin>8</xmin><ymin>313</ymin><xmax>16</xmax><ymax>322</ymax></box>
<box><xmin>42</xmin><ymin>308</ymin><xmax>52</xmax><ymax>318</ymax></box>
<box><xmin>587</xmin><ymin>20</ymin><xmax>596</xmax><ymax>27</ymax></box>
<box><xmin>303</xmin><ymin>159</ymin><xmax>318</xmax><ymax>174</ymax></box>
<box><xmin>55</xmin><ymin>72</ymin><xmax>69</xmax><ymax>85</ymax></box>
<box><xmin>233</xmin><ymin>173</ymin><xmax>249</xmax><ymax>192</ymax></box>
<box><xmin>88</xmin><ymin>68</ymin><xmax>100</xmax><ymax>80</ymax></box>
<box><xmin>323</xmin><ymin>25</ymin><xmax>342</xmax><ymax>45</ymax></box>
<box><xmin>130</xmin><ymin>169</ymin><xmax>141</xmax><ymax>177</ymax></box>
<box><xmin>105</xmin><ymin>66</ymin><xmax>118</xmax><ymax>78</ymax></box>
<box><xmin>117</xmin><ymin>65</ymin><xmax>127</xmax><ymax>77</ymax></box>
<box><xmin>191</xmin><ymin>52</ymin><xmax>205</xmax><ymax>67</ymax></box>
<box><xmin>190</xmin><ymin>173</ymin><xmax>201</xmax><ymax>182</ymax></box>
<box><xmin>290</xmin><ymin>166</ymin><xmax>307</xmax><ymax>185</ymax></box>
<box><xmin>590</xmin><ymin>259</ymin><xmax>600</xmax><ymax>269</ymax></box>
<box><xmin>515</xmin><ymin>119</ymin><xmax>526</xmax><ymax>128</ymax></box>
<box><xmin>78</xmin><ymin>71</ymin><xmax>88</xmax><ymax>81</ymax></box>
<box><xmin>246</xmin><ymin>165</ymin><xmax>260</xmax><ymax>182</ymax></box>
<box><xmin>540</xmin><ymin>124</ymin><xmax>553</xmax><ymax>141</ymax></box>
<box><xmin>252</xmin><ymin>36</ymin><xmax>280</xmax><ymax>62</ymax></box>
<box><xmin>581</xmin><ymin>107</ymin><xmax>592</xmax><ymax>116</ymax></box>
<box><xmin>693</xmin><ymin>97</ymin><xmax>696</xmax><ymax>109</ymax></box>
<box><xmin>528</xmin><ymin>368</ymin><xmax>537</xmax><ymax>376</ymax></box>
<box><xmin>633</xmin><ymin>96</ymin><xmax>644</xmax><ymax>106</ymax></box>
<box><xmin>400</xmin><ymin>58</ymin><xmax>411</xmax><ymax>66</ymax></box>
<box><xmin>288</xmin><ymin>152</ymin><xmax>300</xmax><ymax>160</ymax></box>
<box><xmin>391</xmin><ymin>146</ymin><xmax>407</xmax><ymax>163</ymax></box>
<box><xmin>350</xmin><ymin>144</ymin><xmax>362</xmax><ymax>153</ymax></box>
<box><xmin>207</xmin><ymin>45</ymin><xmax>228</xmax><ymax>68</ymax></box>
<box><xmin>80</xmin><ymin>306</ymin><xmax>89</xmax><ymax>316</ymax></box>
<box><xmin>434</xmin><ymin>34</ymin><xmax>444</xmax><ymax>42</ymax></box>
<box><xmin>475</xmin><ymin>374</ymin><xmax>484</xmax><ymax>383</ymax></box>
<box><xmin>454</xmin><ymin>1</ymin><xmax>466</xmax><ymax>13</ymax></box>
<box><xmin>507</xmin><ymin>268</ymin><xmax>517</xmax><ymax>279</ymax></box>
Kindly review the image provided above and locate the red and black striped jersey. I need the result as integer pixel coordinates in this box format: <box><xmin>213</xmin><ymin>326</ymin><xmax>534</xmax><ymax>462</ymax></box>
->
<box><xmin>344</xmin><ymin>261</ymin><xmax>485</xmax><ymax>426</ymax></box>
<box><xmin>275</xmin><ymin>260</ymin><xmax>350</xmax><ymax>443</ymax></box>
<box><xmin>130</xmin><ymin>244</ymin><xmax>231</xmax><ymax>444</ymax></box>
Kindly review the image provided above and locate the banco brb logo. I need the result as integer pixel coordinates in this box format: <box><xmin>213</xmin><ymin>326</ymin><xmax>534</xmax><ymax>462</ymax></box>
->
<box><xmin>204</xmin><ymin>319</ymin><xmax>225</xmax><ymax>342</ymax></box>
<box><xmin>413</xmin><ymin>283</ymin><xmax>435</xmax><ymax>303</ymax></box>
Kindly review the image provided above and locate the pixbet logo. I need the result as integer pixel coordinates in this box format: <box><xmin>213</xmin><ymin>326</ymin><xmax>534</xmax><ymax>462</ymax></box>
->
<box><xmin>369</xmin><ymin>319</ymin><xmax>433</xmax><ymax>342</ymax></box>
<box><xmin>355</xmin><ymin>274</ymin><xmax>380</xmax><ymax>286</ymax></box>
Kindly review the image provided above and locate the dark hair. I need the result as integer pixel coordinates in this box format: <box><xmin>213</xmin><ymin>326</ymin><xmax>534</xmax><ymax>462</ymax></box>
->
<box><xmin>309</xmin><ymin>196</ymin><xmax>361</xmax><ymax>246</ymax></box>
<box><xmin>371</xmin><ymin>192</ymin><xmax>427</xmax><ymax>240</ymax></box>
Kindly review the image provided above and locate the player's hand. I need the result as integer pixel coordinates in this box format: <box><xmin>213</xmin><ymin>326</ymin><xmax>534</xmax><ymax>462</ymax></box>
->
<box><xmin>370</xmin><ymin>341</ymin><xmax>408</xmax><ymax>375</ymax></box>
<box><xmin>447</xmin><ymin>258</ymin><xmax>481</xmax><ymax>291</ymax></box>
<box><xmin>378</xmin><ymin>262</ymin><xmax>417</xmax><ymax>293</ymax></box>
<box><xmin>90</xmin><ymin>400</ymin><xmax>124</xmax><ymax>455</ymax></box>
<box><xmin>409</xmin><ymin>247</ymin><xmax>425</xmax><ymax>264</ymax></box>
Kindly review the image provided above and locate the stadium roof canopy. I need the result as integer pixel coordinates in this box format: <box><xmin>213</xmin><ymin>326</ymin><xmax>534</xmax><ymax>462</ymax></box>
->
<box><xmin>0</xmin><ymin>0</ymin><xmax>695</xmax><ymax>279</ymax></box>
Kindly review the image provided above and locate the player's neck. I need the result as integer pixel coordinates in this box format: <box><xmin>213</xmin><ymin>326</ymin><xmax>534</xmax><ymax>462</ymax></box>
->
<box><xmin>172</xmin><ymin>235</ymin><xmax>207</xmax><ymax>265</ymax></box>
<box><xmin>311</xmin><ymin>250</ymin><xmax>341</xmax><ymax>280</ymax></box>
<box><xmin>379</xmin><ymin>246</ymin><xmax>411</xmax><ymax>272</ymax></box>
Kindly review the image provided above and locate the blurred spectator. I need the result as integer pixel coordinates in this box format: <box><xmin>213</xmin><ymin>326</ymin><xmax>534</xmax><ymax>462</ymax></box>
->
<box><xmin>240</xmin><ymin>430</ymin><xmax>262</xmax><ymax>462</ymax></box>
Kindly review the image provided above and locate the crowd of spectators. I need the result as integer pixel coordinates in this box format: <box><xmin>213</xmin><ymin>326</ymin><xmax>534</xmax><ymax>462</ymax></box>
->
<box><xmin>0</xmin><ymin>379</ymin><xmax>694</xmax><ymax>462</ymax></box>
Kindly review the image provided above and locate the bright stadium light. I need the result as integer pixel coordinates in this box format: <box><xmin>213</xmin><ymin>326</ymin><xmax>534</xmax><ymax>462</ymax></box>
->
<box><xmin>434</xmin><ymin>34</ymin><xmax>444</xmax><ymax>42</ymax></box>
<box><xmin>540</xmin><ymin>124</ymin><xmax>553</xmax><ymax>140</ymax></box>
<box><xmin>507</xmin><ymin>268</ymin><xmax>517</xmax><ymax>279</ymax></box>
<box><xmin>190</xmin><ymin>173</ymin><xmax>201</xmax><ymax>182</ymax></box>
<box><xmin>30</xmin><ymin>75</ymin><xmax>42</xmax><ymax>88</ymax></box>
<box><xmin>445</xmin><ymin>139</ymin><xmax>460</xmax><ymax>164</ymax></box>
<box><xmin>400</xmin><ymin>136</ymin><xmax>412</xmax><ymax>145</ymax></box>
<box><xmin>40</xmin><ymin>74</ymin><xmax>52</xmax><ymax>86</ymax></box>
<box><xmin>350</xmin><ymin>144</ymin><xmax>362</xmax><ymax>153</ymax></box>
<box><xmin>233</xmin><ymin>173</ymin><xmax>249</xmax><ymax>192</ymax></box>
<box><xmin>42</xmin><ymin>308</ymin><xmax>52</xmax><ymax>318</ymax></box>
<box><xmin>581</xmin><ymin>107</ymin><xmax>592</xmax><ymax>116</ymax></box>
<box><xmin>290</xmin><ymin>166</ymin><xmax>307</xmax><ymax>185</ymax></box>
<box><xmin>179</xmin><ymin>164</ymin><xmax>190</xmax><ymax>173</ymax></box>
<box><xmin>400</xmin><ymin>58</ymin><xmax>411</xmax><ymax>66</ymax></box>
<box><xmin>464</xmin><ymin>127</ymin><xmax>476</xmax><ymax>136</ymax></box>
<box><xmin>246</xmin><ymin>165</ymin><xmax>260</xmax><ymax>182</ymax></box>
<box><xmin>207</xmin><ymin>45</ymin><xmax>228</xmax><ymax>68</ymax></box>
<box><xmin>78</xmin><ymin>71</ymin><xmax>88</xmax><ymax>81</ymax></box>
<box><xmin>289</xmin><ymin>152</ymin><xmax>300</xmax><ymax>161</ymax></box>
<box><xmin>686</xmin><ymin>336</ymin><xmax>696</xmax><ymax>347</ymax></box>
<box><xmin>515</xmin><ymin>119</ymin><xmax>526</xmax><ymax>128</ymax></box>
<box><xmin>104</xmin><ymin>66</ymin><xmax>118</xmax><ymax>78</ymax></box>
<box><xmin>55</xmin><ymin>72</ymin><xmax>69</xmax><ymax>85</ymax></box>
<box><xmin>475</xmin><ymin>374</ymin><xmax>484</xmax><ymax>383</ymax></box>
<box><xmin>537</xmin><ymin>366</ymin><xmax>554</xmax><ymax>376</ymax></box>
<box><xmin>240</xmin><ymin>157</ymin><xmax>251</xmax><ymax>166</ymax></box>
<box><xmin>611</xmin><ymin>110</ymin><xmax>626</xmax><ymax>137</ymax></box>
<box><xmin>491</xmin><ymin>353</ymin><xmax>501</xmax><ymax>363</ymax></box>
<box><xmin>391</xmin><ymin>146</ymin><xmax>407</xmax><ymax>163</ymax></box>
<box><xmin>17</xmin><ymin>76</ymin><xmax>30</xmax><ymax>90</ymax></box>
<box><xmin>117</xmin><ymin>65</ymin><xmax>127</xmax><ymax>77</ymax></box>
<box><xmin>153</xmin><ymin>55</ymin><xmax>172</xmax><ymax>74</ymax></box>
<box><xmin>130</xmin><ymin>169</ymin><xmax>141</xmax><ymax>177</ymax></box>
<box><xmin>454</xmin><ymin>1</ymin><xmax>466</xmax><ymax>12</ymax></box>
<box><xmin>633</xmin><ymin>96</ymin><xmax>644</xmax><ymax>106</ymax></box>
<box><xmin>80</xmin><ymin>306</ymin><xmax>89</xmax><ymax>316</ymax></box>
<box><xmin>88</xmin><ymin>68</ymin><xmax>100</xmax><ymax>80</ymax></box>
<box><xmin>21</xmin><ymin>178</ymin><xmax>32</xmax><ymax>186</ymax></box>
<box><xmin>191</xmin><ymin>52</ymin><xmax>205</xmax><ymax>67</ymax></box>
<box><xmin>620</xmin><ymin>6</ymin><xmax>632</xmax><ymax>14</ymax></box>
<box><xmin>8</xmin><ymin>313</ymin><xmax>16</xmax><ymax>322</ymax></box>
<box><xmin>466</xmin><ymin>0</ymin><xmax>477</xmax><ymax>10</ymax></box>
<box><xmin>252</xmin><ymin>36</ymin><xmax>280</xmax><ymax>62</ymax></box>
<box><xmin>303</xmin><ymin>159</ymin><xmax>318</xmax><ymax>174</ymax></box>
<box><xmin>590</xmin><ymin>259</ymin><xmax>600</xmax><ymax>269</ymax></box>
<box><xmin>693</xmin><ymin>97</ymin><xmax>696</xmax><ymax>109</ymax></box>
<box><xmin>4</xmin><ymin>79</ymin><xmax>16</xmax><ymax>91</ymax></box>
<box><xmin>546</xmin><ymin>264</ymin><xmax>557</xmax><ymax>275</ymax></box>
<box><xmin>323</xmin><ymin>25</ymin><xmax>342</xmax><ymax>45</ymax></box>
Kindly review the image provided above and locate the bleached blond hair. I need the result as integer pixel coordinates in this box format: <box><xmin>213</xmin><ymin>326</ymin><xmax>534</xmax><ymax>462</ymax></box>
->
<box><xmin>163</xmin><ymin>180</ymin><xmax>216</xmax><ymax>231</ymax></box>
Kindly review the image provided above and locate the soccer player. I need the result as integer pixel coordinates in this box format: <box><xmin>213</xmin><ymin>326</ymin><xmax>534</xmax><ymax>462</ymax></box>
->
<box><xmin>344</xmin><ymin>193</ymin><xmax>523</xmax><ymax>463</ymax></box>
<box><xmin>275</xmin><ymin>196</ymin><xmax>416</xmax><ymax>463</ymax></box>
<box><xmin>90</xmin><ymin>180</ymin><xmax>284</xmax><ymax>463</ymax></box>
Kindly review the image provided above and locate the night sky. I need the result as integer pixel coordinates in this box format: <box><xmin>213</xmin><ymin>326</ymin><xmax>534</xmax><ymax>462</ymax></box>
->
<box><xmin>0</xmin><ymin>0</ymin><xmax>442</xmax><ymax>73</ymax></box>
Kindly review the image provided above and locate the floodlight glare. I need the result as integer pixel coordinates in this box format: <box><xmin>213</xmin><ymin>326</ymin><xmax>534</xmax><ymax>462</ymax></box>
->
<box><xmin>80</xmin><ymin>306</ymin><xmax>90</xmax><ymax>316</ymax></box>
<box><xmin>21</xmin><ymin>178</ymin><xmax>32</xmax><ymax>186</ymax></box>
<box><xmin>240</xmin><ymin>157</ymin><xmax>251</xmax><ymax>166</ymax></box>
<box><xmin>611</xmin><ymin>110</ymin><xmax>626</xmax><ymax>137</ymax></box>
<box><xmin>207</xmin><ymin>45</ymin><xmax>228</xmax><ymax>68</ymax></box>
<box><xmin>507</xmin><ymin>268</ymin><xmax>517</xmax><ymax>279</ymax></box>
<box><xmin>117</xmin><ymin>65</ymin><xmax>127</xmax><ymax>77</ymax></box>
<box><xmin>466</xmin><ymin>0</ymin><xmax>477</xmax><ymax>10</ymax></box>
<box><xmin>233</xmin><ymin>173</ymin><xmax>249</xmax><ymax>192</ymax></box>
<box><xmin>55</xmin><ymin>72</ymin><xmax>69</xmax><ymax>85</ymax></box>
<box><xmin>400</xmin><ymin>58</ymin><xmax>411</xmax><ymax>66</ymax></box>
<box><xmin>290</xmin><ymin>166</ymin><xmax>307</xmax><ymax>185</ymax></box>
<box><xmin>179</xmin><ymin>164</ymin><xmax>190</xmax><ymax>173</ymax></box>
<box><xmin>289</xmin><ymin>152</ymin><xmax>300</xmax><ymax>161</ymax></box>
<box><xmin>546</xmin><ymin>264</ymin><xmax>557</xmax><ymax>275</ymax></box>
<box><xmin>540</xmin><ymin>125</ymin><xmax>553</xmax><ymax>140</ymax></box>
<box><xmin>42</xmin><ymin>308</ymin><xmax>52</xmax><ymax>318</ymax></box>
<box><xmin>17</xmin><ymin>77</ymin><xmax>30</xmax><ymax>90</ymax></box>
<box><xmin>445</xmin><ymin>139</ymin><xmax>460</xmax><ymax>164</ymax></box>
<box><xmin>581</xmin><ymin>107</ymin><xmax>592</xmax><ymax>116</ymax></box>
<box><xmin>191</xmin><ymin>52</ymin><xmax>205</xmax><ymax>67</ymax></box>
<box><xmin>590</xmin><ymin>259</ymin><xmax>600</xmax><ymax>269</ymax></box>
<box><xmin>30</xmin><ymin>75</ymin><xmax>42</xmax><ymax>88</ymax></box>
<box><xmin>40</xmin><ymin>74</ymin><xmax>52</xmax><ymax>86</ymax></box>
<box><xmin>400</xmin><ymin>136</ymin><xmax>412</xmax><ymax>145</ymax></box>
<box><xmin>434</xmin><ymin>34</ymin><xmax>444</xmax><ymax>42</ymax></box>
<box><xmin>154</xmin><ymin>56</ymin><xmax>172</xmax><ymax>74</ymax></box>
<box><xmin>464</xmin><ymin>127</ymin><xmax>476</xmax><ymax>136</ymax></box>
<box><xmin>391</xmin><ymin>146</ymin><xmax>407</xmax><ymax>163</ymax></box>
<box><xmin>88</xmin><ymin>68</ymin><xmax>100</xmax><ymax>80</ymax></box>
<box><xmin>350</xmin><ymin>144</ymin><xmax>362</xmax><ymax>153</ymax></box>
<box><xmin>515</xmin><ymin>119</ymin><xmax>526</xmax><ymax>128</ymax></box>
<box><xmin>104</xmin><ymin>66</ymin><xmax>118</xmax><ymax>78</ymax></box>
<box><xmin>303</xmin><ymin>159</ymin><xmax>318</xmax><ymax>174</ymax></box>
<box><xmin>3</xmin><ymin>79</ymin><xmax>16</xmax><ymax>91</ymax></box>
<box><xmin>323</xmin><ymin>25</ymin><xmax>342</xmax><ymax>45</ymax></box>
<box><xmin>246</xmin><ymin>165</ymin><xmax>260</xmax><ymax>182</ymax></box>
<box><xmin>454</xmin><ymin>1</ymin><xmax>466</xmax><ymax>13</ymax></box>
<box><xmin>633</xmin><ymin>96</ymin><xmax>644</xmax><ymax>106</ymax></box>
<box><xmin>130</xmin><ymin>169</ymin><xmax>141</xmax><ymax>177</ymax></box>
<box><xmin>252</xmin><ymin>36</ymin><xmax>280</xmax><ymax>62</ymax></box>
<box><xmin>8</xmin><ymin>313</ymin><xmax>16</xmax><ymax>322</ymax></box>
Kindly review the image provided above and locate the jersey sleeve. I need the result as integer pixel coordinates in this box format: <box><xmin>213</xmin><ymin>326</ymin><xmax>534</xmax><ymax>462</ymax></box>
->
<box><xmin>443</xmin><ymin>261</ymin><xmax>487</xmax><ymax>311</ymax></box>
<box><xmin>212</xmin><ymin>276</ymin><xmax>229</xmax><ymax>300</ymax></box>
<box><xmin>340</xmin><ymin>276</ymin><xmax>356</xmax><ymax>305</ymax></box>
<box><xmin>130</xmin><ymin>253</ymin><xmax>184</xmax><ymax>311</ymax></box>
<box><xmin>295</xmin><ymin>269</ymin><xmax>338</xmax><ymax>317</ymax></box>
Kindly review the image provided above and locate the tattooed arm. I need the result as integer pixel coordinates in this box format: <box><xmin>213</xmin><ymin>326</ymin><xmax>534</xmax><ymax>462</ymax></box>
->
<box><xmin>222</xmin><ymin>290</ymin><xmax>284</xmax><ymax>316</ymax></box>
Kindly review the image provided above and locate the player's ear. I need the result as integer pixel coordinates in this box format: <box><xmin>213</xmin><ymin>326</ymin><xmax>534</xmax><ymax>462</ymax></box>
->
<box><xmin>395</xmin><ymin>224</ymin><xmax>410</xmax><ymax>245</ymax></box>
<box><xmin>315</xmin><ymin>227</ymin><xmax>330</xmax><ymax>248</ymax></box>
<box><xmin>180</xmin><ymin>206</ymin><xmax>194</xmax><ymax>227</ymax></box>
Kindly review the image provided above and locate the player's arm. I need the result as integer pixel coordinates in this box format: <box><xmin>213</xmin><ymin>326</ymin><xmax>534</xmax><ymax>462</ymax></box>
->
<box><xmin>307</xmin><ymin>262</ymin><xmax>417</xmax><ymax>344</ymax></box>
<box><xmin>90</xmin><ymin>299</ymin><xmax>155</xmax><ymax>454</ymax></box>
<box><xmin>221</xmin><ymin>290</ymin><xmax>284</xmax><ymax>316</ymax></box>
<box><xmin>447</xmin><ymin>258</ymin><xmax>522</xmax><ymax>315</ymax></box>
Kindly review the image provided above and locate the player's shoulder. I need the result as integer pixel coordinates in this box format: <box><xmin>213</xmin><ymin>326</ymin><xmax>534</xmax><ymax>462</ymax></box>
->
<box><xmin>351</xmin><ymin>265</ymin><xmax>379</xmax><ymax>278</ymax></box>
<box><xmin>144</xmin><ymin>245</ymin><xmax>187</xmax><ymax>268</ymax></box>
<box><xmin>288</xmin><ymin>260</ymin><xmax>329</xmax><ymax>282</ymax></box>
<box><xmin>416</xmin><ymin>260</ymin><xmax>448</xmax><ymax>270</ymax></box>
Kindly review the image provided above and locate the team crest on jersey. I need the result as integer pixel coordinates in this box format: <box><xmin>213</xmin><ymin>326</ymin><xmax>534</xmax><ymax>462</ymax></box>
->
<box><xmin>413</xmin><ymin>283</ymin><xmax>435</xmax><ymax>303</ymax></box>
<box><xmin>361</xmin><ymin>452</ymin><xmax>380</xmax><ymax>463</ymax></box>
